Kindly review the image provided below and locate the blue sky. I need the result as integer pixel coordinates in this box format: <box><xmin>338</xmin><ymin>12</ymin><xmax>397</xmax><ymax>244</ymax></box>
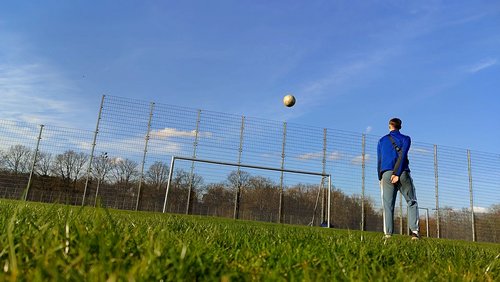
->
<box><xmin>1</xmin><ymin>0</ymin><xmax>499</xmax><ymax>153</ymax></box>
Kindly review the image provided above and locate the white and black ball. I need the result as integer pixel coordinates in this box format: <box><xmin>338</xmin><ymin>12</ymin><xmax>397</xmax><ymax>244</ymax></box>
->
<box><xmin>283</xmin><ymin>94</ymin><xmax>296</xmax><ymax>107</ymax></box>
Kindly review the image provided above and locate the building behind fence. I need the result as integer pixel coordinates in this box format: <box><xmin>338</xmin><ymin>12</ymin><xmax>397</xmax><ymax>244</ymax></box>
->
<box><xmin>0</xmin><ymin>95</ymin><xmax>498</xmax><ymax>243</ymax></box>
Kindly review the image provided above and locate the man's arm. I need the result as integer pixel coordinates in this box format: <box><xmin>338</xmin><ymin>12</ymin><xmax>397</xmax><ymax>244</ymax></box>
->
<box><xmin>393</xmin><ymin>136</ymin><xmax>411</xmax><ymax>177</ymax></box>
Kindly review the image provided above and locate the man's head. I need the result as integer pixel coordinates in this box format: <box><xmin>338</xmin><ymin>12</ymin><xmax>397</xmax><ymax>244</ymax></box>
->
<box><xmin>389</xmin><ymin>118</ymin><xmax>402</xmax><ymax>131</ymax></box>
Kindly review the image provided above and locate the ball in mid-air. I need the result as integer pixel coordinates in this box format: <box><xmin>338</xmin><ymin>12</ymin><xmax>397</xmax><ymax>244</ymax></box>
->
<box><xmin>283</xmin><ymin>94</ymin><xmax>296</xmax><ymax>107</ymax></box>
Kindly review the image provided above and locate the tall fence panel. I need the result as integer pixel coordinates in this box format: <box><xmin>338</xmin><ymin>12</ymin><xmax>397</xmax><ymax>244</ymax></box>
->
<box><xmin>283</xmin><ymin>123</ymin><xmax>327</xmax><ymax>226</ymax></box>
<box><xmin>363</xmin><ymin>134</ymin><xmax>383</xmax><ymax>233</ymax></box>
<box><xmin>469</xmin><ymin>150</ymin><xmax>500</xmax><ymax>242</ymax></box>
<box><xmin>0</xmin><ymin>94</ymin><xmax>499</xmax><ymax>243</ymax></box>
<box><xmin>236</xmin><ymin>116</ymin><xmax>284</xmax><ymax>223</ymax></box>
<box><xmin>0</xmin><ymin>120</ymin><xmax>40</xmax><ymax>199</ymax></box>
<box><xmin>28</xmin><ymin>125</ymin><xmax>95</xmax><ymax>205</ymax></box>
<box><xmin>88</xmin><ymin>96</ymin><xmax>153</xmax><ymax>210</ymax></box>
<box><xmin>408</xmin><ymin>142</ymin><xmax>437</xmax><ymax>237</ymax></box>
<box><xmin>188</xmin><ymin>110</ymin><xmax>243</xmax><ymax>216</ymax></box>
<box><xmin>327</xmin><ymin>129</ymin><xmax>365</xmax><ymax>230</ymax></box>
<box><xmin>147</xmin><ymin>103</ymin><xmax>202</xmax><ymax>213</ymax></box>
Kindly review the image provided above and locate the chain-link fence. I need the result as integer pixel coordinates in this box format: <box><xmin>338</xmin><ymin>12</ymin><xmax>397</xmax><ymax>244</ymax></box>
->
<box><xmin>0</xmin><ymin>95</ymin><xmax>498</xmax><ymax>243</ymax></box>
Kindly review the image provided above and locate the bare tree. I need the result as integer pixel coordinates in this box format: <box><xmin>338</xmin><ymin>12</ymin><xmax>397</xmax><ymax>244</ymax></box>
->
<box><xmin>243</xmin><ymin>176</ymin><xmax>279</xmax><ymax>221</ymax></box>
<box><xmin>172</xmin><ymin>169</ymin><xmax>203</xmax><ymax>189</ymax></box>
<box><xmin>51</xmin><ymin>150</ymin><xmax>89</xmax><ymax>188</ymax></box>
<box><xmin>30</xmin><ymin>151</ymin><xmax>54</xmax><ymax>191</ymax></box>
<box><xmin>35</xmin><ymin>152</ymin><xmax>53</xmax><ymax>176</ymax></box>
<box><xmin>1</xmin><ymin>145</ymin><xmax>33</xmax><ymax>174</ymax></box>
<box><xmin>92</xmin><ymin>152</ymin><xmax>114</xmax><ymax>184</ymax></box>
<box><xmin>164</xmin><ymin>169</ymin><xmax>203</xmax><ymax>213</ymax></box>
<box><xmin>0</xmin><ymin>149</ymin><xmax>5</xmax><ymax>170</ymax></box>
<box><xmin>202</xmin><ymin>183</ymin><xmax>234</xmax><ymax>217</ymax></box>
<box><xmin>226</xmin><ymin>170</ymin><xmax>251</xmax><ymax>219</ymax></box>
<box><xmin>146</xmin><ymin>161</ymin><xmax>169</xmax><ymax>190</ymax></box>
<box><xmin>111</xmin><ymin>158</ymin><xmax>139</xmax><ymax>189</ymax></box>
<box><xmin>226</xmin><ymin>170</ymin><xmax>250</xmax><ymax>188</ymax></box>
<box><xmin>88</xmin><ymin>152</ymin><xmax>114</xmax><ymax>205</ymax></box>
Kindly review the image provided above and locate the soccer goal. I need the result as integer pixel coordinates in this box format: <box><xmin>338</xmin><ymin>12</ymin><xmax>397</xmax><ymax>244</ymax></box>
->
<box><xmin>162</xmin><ymin>155</ymin><xmax>332</xmax><ymax>227</ymax></box>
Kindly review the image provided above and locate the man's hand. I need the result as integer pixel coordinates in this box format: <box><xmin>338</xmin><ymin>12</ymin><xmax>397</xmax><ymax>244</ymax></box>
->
<box><xmin>391</xmin><ymin>175</ymin><xmax>399</xmax><ymax>184</ymax></box>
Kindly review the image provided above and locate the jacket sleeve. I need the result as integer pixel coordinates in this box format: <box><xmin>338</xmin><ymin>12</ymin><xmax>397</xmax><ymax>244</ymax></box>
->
<box><xmin>393</xmin><ymin>136</ymin><xmax>411</xmax><ymax>176</ymax></box>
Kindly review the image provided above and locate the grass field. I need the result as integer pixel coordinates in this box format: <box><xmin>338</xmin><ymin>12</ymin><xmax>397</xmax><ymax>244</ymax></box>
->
<box><xmin>0</xmin><ymin>200</ymin><xmax>499</xmax><ymax>281</ymax></box>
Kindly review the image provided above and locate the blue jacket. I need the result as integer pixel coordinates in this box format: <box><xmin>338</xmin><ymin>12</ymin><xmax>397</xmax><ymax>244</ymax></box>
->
<box><xmin>377</xmin><ymin>130</ymin><xmax>411</xmax><ymax>180</ymax></box>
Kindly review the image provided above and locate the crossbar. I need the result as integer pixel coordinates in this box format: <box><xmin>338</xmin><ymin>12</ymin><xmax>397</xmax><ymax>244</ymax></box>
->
<box><xmin>171</xmin><ymin>156</ymin><xmax>329</xmax><ymax>177</ymax></box>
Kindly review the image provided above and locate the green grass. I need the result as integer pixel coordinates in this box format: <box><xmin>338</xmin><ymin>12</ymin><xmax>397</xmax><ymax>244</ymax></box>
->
<box><xmin>1</xmin><ymin>199</ymin><xmax>499</xmax><ymax>281</ymax></box>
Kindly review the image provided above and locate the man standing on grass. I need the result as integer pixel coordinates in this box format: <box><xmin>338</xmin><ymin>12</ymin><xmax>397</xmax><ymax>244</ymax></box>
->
<box><xmin>377</xmin><ymin>118</ymin><xmax>420</xmax><ymax>240</ymax></box>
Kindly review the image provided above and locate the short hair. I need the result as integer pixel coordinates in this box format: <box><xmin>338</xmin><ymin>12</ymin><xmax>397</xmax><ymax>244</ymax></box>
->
<box><xmin>389</xmin><ymin>118</ymin><xmax>402</xmax><ymax>130</ymax></box>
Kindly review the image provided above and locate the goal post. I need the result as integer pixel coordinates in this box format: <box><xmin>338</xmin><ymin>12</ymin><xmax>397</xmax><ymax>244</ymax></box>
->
<box><xmin>162</xmin><ymin>155</ymin><xmax>332</xmax><ymax>228</ymax></box>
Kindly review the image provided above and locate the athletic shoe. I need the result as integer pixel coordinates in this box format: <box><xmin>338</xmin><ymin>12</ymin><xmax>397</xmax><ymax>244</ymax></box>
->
<box><xmin>411</xmin><ymin>232</ymin><xmax>420</xmax><ymax>240</ymax></box>
<box><xmin>384</xmin><ymin>234</ymin><xmax>392</xmax><ymax>239</ymax></box>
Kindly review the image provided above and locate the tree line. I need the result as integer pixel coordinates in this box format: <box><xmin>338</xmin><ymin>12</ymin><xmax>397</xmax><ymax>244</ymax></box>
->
<box><xmin>1</xmin><ymin>144</ymin><xmax>498</xmax><ymax>242</ymax></box>
<box><xmin>0</xmin><ymin>144</ymin><xmax>379</xmax><ymax>226</ymax></box>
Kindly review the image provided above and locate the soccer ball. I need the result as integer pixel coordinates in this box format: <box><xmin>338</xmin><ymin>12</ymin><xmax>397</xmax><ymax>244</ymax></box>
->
<box><xmin>283</xmin><ymin>95</ymin><xmax>296</xmax><ymax>107</ymax></box>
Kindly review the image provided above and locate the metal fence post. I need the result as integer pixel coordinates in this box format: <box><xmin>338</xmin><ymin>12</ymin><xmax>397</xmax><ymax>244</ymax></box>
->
<box><xmin>321</xmin><ymin>128</ymin><xmax>327</xmax><ymax>223</ymax></box>
<box><xmin>361</xmin><ymin>134</ymin><xmax>366</xmax><ymax>231</ymax></box>
<box><xmin>186</xmin><ymin>109</ymin><xmax>201</xmax><ymax>214</ymax></box>
<box><xmin>327</xmin><ymin>175</ymin><xmax>332</xmax><ymax>228</ymax></box>
<box><xmin>425</xmin><ymin>208</ymin><xmax>430</xmax><ymax>237</ymax></box>
<box><xmin>24</xmin><ymin>124</ymin><xmax>44</xmax><ymax>201</ymax></box>
<box><xmin>233</xmin><ymin>115</ymin><xmax>245</xmax><ymax>219</ymax></box>
<box><xmin>407</xmin><ymin>206</ymin><xmax>410</xmax><ymax>235</ymax></box>
<box><xmin>278</xmin><ymin>121</ymin><xmax>287</xmax><ymax>223</ymax></box>
<box><xmin>135</xmin><ymin>102</ymin><xmax>155</xmax><ymax>211</ymax></box>
<box><xmin>467</xmin><ymin>150</ymin><xmax>476</xmax><ymax>242</ymax></box>
<box><xmin>83</xmin><ymin>95</ymin><xmax>105</xmax><ymax>206</ymax></box>
<box><xmin>434</xmin><ymin>144</ymin><xmax>440</xmax><ymax>238</ymax></box>
<box><xmin>399</xmin><ymin>194</ymin><xmax>403</xmax><ymax>234</ymax></box>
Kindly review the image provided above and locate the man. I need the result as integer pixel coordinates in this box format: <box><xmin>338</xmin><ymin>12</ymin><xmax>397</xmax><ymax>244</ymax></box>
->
<box><xmin>377</xmin><ymin>118</ymin><xmax>420</xmax><ymax>239</ymax></box>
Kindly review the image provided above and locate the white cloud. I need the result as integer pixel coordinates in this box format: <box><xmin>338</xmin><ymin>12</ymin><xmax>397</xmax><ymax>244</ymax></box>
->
<box><xmin>150</xmin><ymin>128</ymin><xmax>213</xmax><ymax>139</ymax></box>
<box><xmin>448</xmin><ymin>206</ymin><xmax>491</xmax><ymax>214</ymax></box>
<box><xmin>466</xmin><ymin>58</ymin><xmax>498</xmax><ymax>73</ymax></box>
<box><xmin>75</xmin><ymin>141</ymin><xmax>94</xmax><ymax>152</ymax></box>
<box><xmin>260</xmin><ymin>152</ymin><xmax>282</xmax><ymax>159</ymax></box>
<box><xmin>327</xmin><ymin>152</ymin><xmax>342</xmax><ymax>160</ymax></box>
<box><xmin>148</xmin><ymin>141</ymin><xmax>183</xmax><ymax>156</ymax></box>
<box><xmin>297</xmin><ymin>152</ymin><xmax>323</xmax><ymax>160</ymax></box>
<box><xmin>410</xmin><ymin>147</ymin><xmax>430</xmax><ymax>155</ymax></box>
<box><xmin>473</xmin><ymin>206</ymin><xmax>489</xmax><ymax>213</ymax></box>
<box><xmin>297</xmin><ymin>151</ymin><xmax>341</xmax><ymax>161</ymax></box>
<box><xmin>365</xmin><ymin>126</ymin><xmax>372</xmax><ymax>134</ymax></box>
<box><xmin>93</xmin><ymin>135</ymin><xmax>183</xmax><ymax>158</ymax></box>
<box><xmin>351</xmin><ymin>154</ymin><xmax>370</xmax><ymax>165</ymax></box>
